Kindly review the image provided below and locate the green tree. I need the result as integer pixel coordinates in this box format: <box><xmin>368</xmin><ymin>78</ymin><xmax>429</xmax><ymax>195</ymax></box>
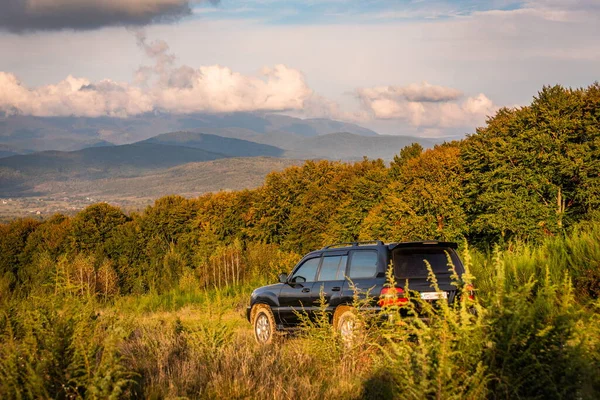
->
<box><xmin>389</xmin><ymin>142</ymin><xmax>423</xmax><ymax>179</ymax></box>
<box><xmin>104</xmin><ymin>216</ymin><xmax>145</xmax><ymax>294</ymax></box>
<box><xmin>70</xmin><ymin>203</ymin><xmax>128</xmax><ymax>255</ymax></box>
<box><xmin>18</xmin><ymin>214</ymin><xmax>71</xmax><ymax>294</ymax></box>
<box><xmin>462</xmin><ymin>83</ymin><xmax>600</xmax><ymax>244</ymax></box>
<box><xmin>0</xmin><ymin>218</ymin><xmax>41</xmax><ymax>292</ymax></box>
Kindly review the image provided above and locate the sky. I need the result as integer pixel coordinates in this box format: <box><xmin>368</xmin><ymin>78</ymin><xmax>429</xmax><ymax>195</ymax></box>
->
<box><xmin>0</xmin><ymin>0</ymin><xmax>598</xmax><ymax>137</ymax></box>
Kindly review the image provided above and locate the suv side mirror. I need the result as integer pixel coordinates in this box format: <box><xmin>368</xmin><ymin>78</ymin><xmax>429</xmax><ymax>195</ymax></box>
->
<box><xmin>278</xmin><ymin>273</ymin><xmax>288</xmax><ymax>283</ymax></box>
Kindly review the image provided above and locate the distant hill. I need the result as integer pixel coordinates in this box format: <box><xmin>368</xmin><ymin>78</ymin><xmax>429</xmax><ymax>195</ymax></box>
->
<box><xmin>0</xmin><ymin>131</ymin><xmax>286</xmax><ymax>183</ymax></box>
<box><xmin>0</xmin><ymin>144</ymin><xmax>33</xmax><ymax>159</ymax></box>
<box><xmin>64</xmin><ymin>139</ymin><xmax>116</xmax><ymax>151</ymax></box>
<box><xmin>186</xmin><ymin>127</ymin><xmax>307</xmax><ymax>150</ymax></box>
<box><xmin>0</xmin><ymin>123</ymin><xmax>438</xmax><ymax>213</ymax></box>
<box><xmin>0</xmin><ymin>131</ymin><xmax>293</xmax><ymax>197</ymax></box>
<box><xmin>143</xmin><ymin>131</ymin><xmax>284</xmax><ymax>158</ymax></box>
<box><xmin>45</xmin><ymin>157</ymin><xmax>304</xmax><ymax>200</ymax></box>
<box><xmin>262</xmin><ymin>115</ymin><xmax>377</xmax><ymax>137</ymax></box>
<box><xmin>0</xmin><ymin>112</ymin><xmax>378</xmax><ymax>152</ymax></box>
<box><xmin>0</xmin><ymin>149</ymin><xmax>19</xmax><ymax>159</ymax></box>
<box><xmin>167</xmin><ymin>129</ymin><xmax>436</xmax><ymax>161</ymax></box>
<box><xmin>0</xmin><ymin>142</ymin><xmax>225</xmax><ymax>188</ymax></box>
<box><xmin>0</xmin><ymin>129</ymin><xmax>433</xmax><ymax>187</ymax></box>
<box><xmin>0</xmin><ymin>157</ymin><xmax>304</xmax><ymax>219</ymax></box>
<box><xmin>283</xmin><ymin>132</ymin><xmax>435</xmax><ymax>160</ymax></box>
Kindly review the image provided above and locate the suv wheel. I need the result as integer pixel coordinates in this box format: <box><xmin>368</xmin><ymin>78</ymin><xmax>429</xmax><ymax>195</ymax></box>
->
<box><xmin>251</xmin><ymin>304</ymin><xmax>276</xmax><ymax>344</ymax></box>
<box><xmin>333</xmin><ymin>306</ymin><xmax>358</xmax><ymax>344</ymax></box>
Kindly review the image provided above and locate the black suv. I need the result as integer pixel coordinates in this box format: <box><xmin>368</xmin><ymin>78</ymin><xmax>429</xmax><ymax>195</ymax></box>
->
<box><xmin>247</xmin><ymin>241</ymin><xmax>469</xmax><ymax>344</ymax></box>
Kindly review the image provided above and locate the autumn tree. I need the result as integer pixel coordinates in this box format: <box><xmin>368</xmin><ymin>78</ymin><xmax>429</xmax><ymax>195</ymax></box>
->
<box><xmin>246</xmin><ymin>165</ymin><xmax>308</xmax><ymax>246</ymax></box>
<box><xmin>361</xmin><ymin>142</ymin><xmax>466</xmax><ymax>242</ymax></box>
<box><xmin>389</xmin><ymin>142</ymin><xmax>423</xmax><ymax>179</ymax></box>
<box><xmin>322</xmin><ymin>158</ymin><xmax>389</xmax><ymax>244</ymax></box>
<box><xmin>284</xmin><ymin>161</ymin><xmax>351</xmax><ymax>253</ymax></box>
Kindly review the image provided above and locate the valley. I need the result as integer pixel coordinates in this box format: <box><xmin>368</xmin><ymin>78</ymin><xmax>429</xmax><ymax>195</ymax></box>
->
<box><xmin>0</xmin><ymin>157</ymin><xmax>303</xmax><ymax>221</ymax></box>
<box><xmin>0</xmin><ymin>113</ymin><xmax>434</xmax><ymax>221</ymax></box>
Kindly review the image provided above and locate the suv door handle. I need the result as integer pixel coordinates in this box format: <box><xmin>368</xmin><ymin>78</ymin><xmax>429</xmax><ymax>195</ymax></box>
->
<box><xmin>332</xmin><ymin>287</ymin><xmax>341</xmax><ymax>292</ymax></box>
<box><xmin>302</xmin><ymin>288</ymin><xmax>310</xmax><ymax>293</ymax></box>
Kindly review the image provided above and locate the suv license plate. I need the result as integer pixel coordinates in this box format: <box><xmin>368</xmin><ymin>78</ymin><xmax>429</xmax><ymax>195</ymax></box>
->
<box><xmin>421</xmin><ymin>292</ymin><xmax>448</xmax><ymax>300</ymax></box>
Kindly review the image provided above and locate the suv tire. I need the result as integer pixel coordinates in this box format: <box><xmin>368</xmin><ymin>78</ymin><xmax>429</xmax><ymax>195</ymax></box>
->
<box><xmin>251</xmin><ymin>304</ymin><xmax>276</xmax><ymax>344</ymax></box>
<box><xmin>333</xmin><ymin>305</ymin><xmax>358</xmax><ymax>343</ymax></box>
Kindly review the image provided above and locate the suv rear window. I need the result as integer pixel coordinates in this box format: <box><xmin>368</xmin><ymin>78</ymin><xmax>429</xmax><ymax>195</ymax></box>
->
<box><xmin>318</xmin><ymin>255</ymin><xmax>347</xmax><ymax>281</ymax></box>
<box><xmin>393</xmin><ymin>247</ymin><xmax>461</xmax><ymax>279</ymax></box>
<box><xmin>348</xmin><ymin>250</ymin><xmax>378</xmax><ymax>279</ymax></box>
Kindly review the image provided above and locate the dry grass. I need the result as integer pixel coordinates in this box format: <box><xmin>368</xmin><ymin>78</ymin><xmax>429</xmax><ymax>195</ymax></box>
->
<box><xmin>1</xmin><ymin>234</ymin><xmax>600</xmax><ymax>399</ymax></box>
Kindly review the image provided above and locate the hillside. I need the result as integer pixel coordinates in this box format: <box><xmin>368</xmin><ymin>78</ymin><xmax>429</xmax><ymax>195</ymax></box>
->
<box><xmin>0</xmin><ymin>142</ymin><xmax>225</xmax><ymax>183</ymax></box>
<box><xmin>0</xmin><ymin>132</ymin><xmax>287</xmax><ymax>189</ymax></box>
<box><xmin>30</xmin><ymin>157</ymin><xmax>302</xmax><ymax>199</ymax></box>
<box><xmin>263</xmin><ymin>114</ymin><xmax>377</xmax><ymax>137</ymax></box>
<box><xmin>0</xmin><ymin>157</ymin><xmax>302</xmax><ymax>220</ymax></box>
<box><xmin>187</xmin><ymin>127</ymin><xmax>307</xmax><ymax>149</ymax></box>
<box><xmin>0</xmin><ymin>143</ymin><xmax>32</xmax><ymax>159</ymax></box>
<box><xmin>143</xmin><ymin>131</ymin><xmax>284</xmax><ymax>157</ymax></box>
<box><xmin>63</xmin><ymin>139</ymin><xmax>116</xmax><ymax>151</ymax></box>
<box><xmin>0</xmin><ymin>149</ymin><xmax>19</xmax><ymax>158</ymax></box>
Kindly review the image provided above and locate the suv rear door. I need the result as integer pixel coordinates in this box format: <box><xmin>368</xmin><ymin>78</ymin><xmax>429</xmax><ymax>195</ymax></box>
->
<box><xmin>312</xmin><ymin>252</ymin><xmax>348</xmax><ymax>313</ymax></box>
<box><xmin>339</xmin><ymin>249</ymin><xmax>382</xmax><ymax>304</ymax></box>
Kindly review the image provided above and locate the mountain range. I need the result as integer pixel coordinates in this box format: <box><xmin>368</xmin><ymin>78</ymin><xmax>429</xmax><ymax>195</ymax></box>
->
<box><xmin>0</xmin><ymin>130</ymin><xmax>433</xmax><ymax>190</ymax></box>
<box><xmin>0</xmin><ymin>112</ymin><xmax>437</xmax><ymax>217</ymax></box>
<box><xmin>0</xmin><ymin>112</ymin><xmax>378</xmax><ymax>153</ymax></box>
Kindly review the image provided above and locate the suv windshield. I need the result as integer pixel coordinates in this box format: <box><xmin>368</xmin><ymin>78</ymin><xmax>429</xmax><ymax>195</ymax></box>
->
<box><xmin>392</xmin><ymin>247</ymin><xmax>461</xmax><ymax>279</ymax></box>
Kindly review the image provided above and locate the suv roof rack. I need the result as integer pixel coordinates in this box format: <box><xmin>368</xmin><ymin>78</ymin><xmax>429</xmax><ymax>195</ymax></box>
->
<box><xmin>389</xmin><ymin>241</ymin><xmax>458</xmax><ymax>249</ymax></box>
<box><xmin>322</xmin><ymin>240</ymin><xmax>384</xmax><ymax>249</ymax></box>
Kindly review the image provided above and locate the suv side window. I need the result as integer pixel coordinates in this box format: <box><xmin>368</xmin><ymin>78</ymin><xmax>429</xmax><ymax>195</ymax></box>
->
<box><xmin>290</xmin><ymin>257</ymin><xmax>320</xmax><ymax>283</ymax></box>
<box><xmin>318</xmin><ymin>255</ymin><xmax>348</xmax><ymax>281</ymax></box>
<box><xmin>348</xmin><ymin>250</ymin><xmax>378</xmax><ymax>279</ymax></box>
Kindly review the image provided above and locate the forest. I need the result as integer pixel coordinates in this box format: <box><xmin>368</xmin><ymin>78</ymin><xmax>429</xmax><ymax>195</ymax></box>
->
<box><xmin>1</xmin><ymin>83</ymin><xmax>599</xmax><ymax>399</ymax></box>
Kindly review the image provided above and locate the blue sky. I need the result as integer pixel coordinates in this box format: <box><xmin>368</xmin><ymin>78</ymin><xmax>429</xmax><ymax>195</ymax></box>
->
<box><xmin>0</xmin><ymin>0</ymin><xmax>598</xmax><ymax>137</ymax></box>
<box><xmin>194</xmin><ymin>0</ymin><xmax>523</xmax><ymax>24</ymax></box>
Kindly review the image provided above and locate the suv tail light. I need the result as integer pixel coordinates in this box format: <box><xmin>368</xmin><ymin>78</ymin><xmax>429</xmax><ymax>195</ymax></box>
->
<box><xmin>378</xmin><ymin>287</ymin><xmax>408</xmax><ymax>307</ymax></box>
<box><xmin>465</xmin><ymin>284</ymin><xmax>475</xmax><ymax>300</ymax></box>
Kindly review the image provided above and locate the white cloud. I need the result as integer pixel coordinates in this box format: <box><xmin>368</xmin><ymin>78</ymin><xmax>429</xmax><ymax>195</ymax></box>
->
<box><xmin>0</xmin><ymin>27</ymin><xmax>497</xmax><ymax>131</ymax></box>
<box><xmin>0</xmin><ymin>65</ymin><xmax>312</xmax><ymax>117</ymax></box>
<box><xmin>155</xmin><ymin>64</ymin><xmax>312</xmax><ymax>114</ymax></box>
<box><xmin>0</xmin><ymin>72</ymin><xmax>154</xmax><ymax>117</ymax></box>
<box><xmin>0</xmin><ymin>28</ymin><xmax>316</xmax><ymax>117</ymax></box>
<box><xmin>357</xmin><ymin>82</ymin><xmax>462</xmax><ymax>105</ymax></box>
<box><xmin>356</xmin><ymin>82</ymin><xmax>497</xmax><ymax>129</ymax></box>
<box><xmin>0</xmin><ymin>65</ymin><xmax>495</xmax><ymax>132</ymax></box>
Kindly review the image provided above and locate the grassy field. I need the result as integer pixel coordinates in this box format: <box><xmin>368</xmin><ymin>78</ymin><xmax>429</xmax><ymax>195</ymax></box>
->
<box><xmin>1</xmin><ymin>227</ymin><xmax>600</xmax><ymax>399</ymax></box>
